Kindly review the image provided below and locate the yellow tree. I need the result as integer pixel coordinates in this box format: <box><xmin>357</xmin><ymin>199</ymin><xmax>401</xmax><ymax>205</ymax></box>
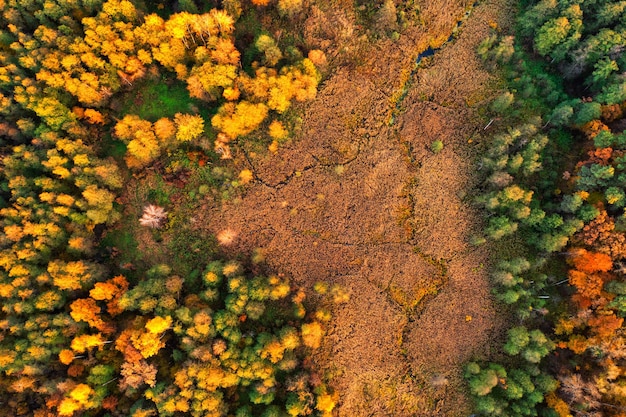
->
<box><xmin>211</xmin><ymin>101</ymin><xmax>268</xmax><ymax>140</ymax></box>
<box><xmin>125</xmin><ymin>129</ymin><xmax>161</xmax><ymax>169</ymax></box>
<box><xmin>114</xmin><ymin>115</ymin><xmax>164</xmax><ymax>169</ymax></box>
<box><xmin>58</xmin><ymin>384</ymin><xmax>97</xmax><ymax>416</ymax></box>
<box><xmin>174</xmin><ymin>113</ymin><xmax>205</xmax><ymax>142</ymax></box>
<box><xmin>153</xmin><ymin>118</ymin><xmax>176</xmax><ymax>142</ymax></box>
<box><xmin>81</xmin><ymin>185</ymin><xmax>116</xmax><ymax>224</ymax></box>
<box><xmin>70</xmin><ymin>298</ymin><xmax>113</xmax><ymax>333</ymax></box>
<box><xmin>48</xmin><ymin>260</ymin><xmax>99</xmax><ymax>291</ymax></box>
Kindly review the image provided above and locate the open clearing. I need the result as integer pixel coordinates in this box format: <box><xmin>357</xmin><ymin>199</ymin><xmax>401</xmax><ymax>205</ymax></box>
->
<box><xmin>121</xmin><ymin>0</ymin><xmax>514</xmax><ymax>415</ymax></box>
<box><xmin>201</xmin><ymin>0</ymin><xmax>514</xmax><ymax>414</ymax></box>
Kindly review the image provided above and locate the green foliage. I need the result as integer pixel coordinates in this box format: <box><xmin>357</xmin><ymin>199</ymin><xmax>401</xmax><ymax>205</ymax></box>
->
<box><xmin>474</xmin><ymin>0</ymin><xmax>626</xmax><ymax>415</ymax></box>
<box><xmin>503</xmin><ymin>327</ymin><xmax>554</xmax><ymax>363</ymax></box>
<box><xmin>573</xmin><ymin>102</ymin><xmax>602</xmax><ymax>126</ymax></box>
<box><xmin>548</xmin><ymin>102</ymin><xmax>574</xmax><ymax>127</ymax></box>
<box><xmin>486</xmin><ymin>216</ymin><xmax>518</xmax><ymax>240</ymax></box>
<box><xmin>465</xmin><ymin>360</ymin><xmax>557</xmax><ymax>416</ymax></box>
<box><xmin>478</xmin><ymin>34</ymin><xmax>515</xmax><ymax>66</ymax></box>
<box><xmin>593</xmin><ymin>130</ymin><xmax>614</xmax><ymax>148</ymax></box>
<box><xmin>430</xmin><ymin>140</ymin><xmax>444</xmax><ymax>154</ymax></box>
<box><xmin>605</xmin><ymin>186</ymin><xmax>626</xmax><ymax>207</ymax></box>
<box><xmin>467</xmin><ymin>364</ymin><xmax>502</xmax><ymax>396</ymax></box>
<box><xmin>491</xmin><ymin>92</ymin><xmax>515</xmax><ymax>114</ymax></box>
<box><xmin>123</xmin><ymin>80</ymin><xmax>200</xmax><ymax>122</ymax></box>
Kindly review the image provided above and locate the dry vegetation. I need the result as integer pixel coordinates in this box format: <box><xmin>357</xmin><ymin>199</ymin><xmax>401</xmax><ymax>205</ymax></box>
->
<box><xmin>176</xmin><ymin>0</ymin><xmax>518</xmax><ymax>415</ymax></box>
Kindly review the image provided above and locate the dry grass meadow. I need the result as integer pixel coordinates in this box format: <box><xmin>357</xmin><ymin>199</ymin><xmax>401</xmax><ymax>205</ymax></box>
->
<box><xmin>118</xmin><ymin>0</ymin><xmax>516</xmax><ymax>414</ymax></box>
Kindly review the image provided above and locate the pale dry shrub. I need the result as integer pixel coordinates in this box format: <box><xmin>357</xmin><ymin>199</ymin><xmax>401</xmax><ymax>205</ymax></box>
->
<box><xmin>139</xmin><ymin>205</ymin><xmax>167</xmax><ymax>229</ymax></box>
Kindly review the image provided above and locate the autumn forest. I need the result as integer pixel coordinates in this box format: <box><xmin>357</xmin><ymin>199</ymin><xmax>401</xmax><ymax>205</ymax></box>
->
<box><xmin>0</xmin><ymin>0</ymin><xmax>625</xmax><ymax>416</ymax></box>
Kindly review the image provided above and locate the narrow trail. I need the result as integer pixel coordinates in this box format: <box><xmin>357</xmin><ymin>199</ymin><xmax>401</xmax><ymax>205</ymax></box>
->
<box><xmin>198</xmin><ymin>0</ymin><xmax>514</xmax><ymax>415</ymax></box>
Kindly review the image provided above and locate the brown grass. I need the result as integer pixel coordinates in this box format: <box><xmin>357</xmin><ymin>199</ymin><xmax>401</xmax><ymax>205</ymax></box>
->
<box><xmin>111</xmin><ymin>0</ymin><xmax>518</xmax><ymax>414</ymax></box>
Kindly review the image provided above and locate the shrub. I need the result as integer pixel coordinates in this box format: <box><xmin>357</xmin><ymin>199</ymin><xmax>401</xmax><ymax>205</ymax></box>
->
<box><xmin>430</xmin><ymin>140</ymin><xmax>444</xmax><ymax>154</ymax></box>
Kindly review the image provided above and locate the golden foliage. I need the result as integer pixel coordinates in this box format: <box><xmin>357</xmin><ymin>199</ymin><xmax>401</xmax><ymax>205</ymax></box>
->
<box><xmin>546</xmin><ymin>392</ymin><xmax>573</xmax><ymax>417</ymax></box>
<box><xmin>57</xmin><ymin>398</ymin><xmax>81</xmax><ymax>416</ymax></box>
<box><xmin>59</xmin><ymin>349</ymin><xmax>75</xmax><ymax>365</ymax></box>
<box><xmin>90</xmin><ymin>282</ymin><xmax>118</xmax><ymax>301</ymax></box>
<box><xmin>70</xmin><ymin>298</ymin><xmax>109</xmax><ymax>331</ymax></box>
<box><xmin>70</xmin><ymin>333</ymin><xmax>105</xmax><ymax>353</ymax></box>
<box><xmin>174</xmin><ymin>113</ymin><xmax>205</xmax><ymax>142</ymax></box>
<box><xmin>238</xmin><ymin>169</ymin><xmax>254</xmax><ymax>184</ymax></box>
<box><xmin>153</xmin><ymin>118</ymin><xmax>176</xmax><ymax>142</ymax></box>
<box><xmin>268</xmin><ymin>120</ymin><xmax>288</xmax><ymax>139</ymax></box>
<box><xmin>316</xmin><ymin>393</ymin><xmax>337</xmax><ymax>413</ymax></box>
<box><xmin>48</xmin><ymin>260</ymin><xmax>93</xmax><ymax>291</ymax></box>
<box><xmin>301</xmin><ymin>321</ymin><xmax>323</xmax><ymax>349</ymax></box>
<box><xmin>211</xmin><ymin>101</ymin><xmax>268</xmax><ymax>139</ymax></box>
<box><xmin>580</xmin><ymin>120</ymin><xmax>609</xmax><ymax>139</ymax></box>
<box><xmin>83</xmin><ymin>109</ymin><xmax>104</xmax><ymax>125</ymax></box>
<box><xmin>131</xmin><ymin>330</ymin><xmax>165</xmax><ymax>359</ymax></box>
<box><xmin>308</xmin><ymin>50</ymin><xmax>327</xmax><ymax>68</ymax></box>
<box><xmin>145</xmin><ymin>316</ymin><xmax>172</xmax><ymax>334</ymax></box>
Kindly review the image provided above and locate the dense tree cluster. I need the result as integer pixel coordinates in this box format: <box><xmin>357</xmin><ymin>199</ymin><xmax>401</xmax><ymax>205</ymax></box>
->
<box><xmin>0</xmin><ymin>0</ymin><xmax>328</xmax><ymax>415</ymax></box>
<box><xmin>51</xmin><ymin>261</ymin><xmax>333</xmax><ymax>416</ymax></box>
<box><xmin>469</xmin><ymin>0</ymin><xmax>626</xmax><ymax>415</ymax></box>
<box><xmin>0</xmin><ymin>0</ymin><xmax>322</xmax><ymax>161</ymax></box>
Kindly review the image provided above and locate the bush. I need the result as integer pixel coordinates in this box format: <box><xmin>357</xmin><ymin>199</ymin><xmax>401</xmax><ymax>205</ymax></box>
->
<box><xmin>430</xmin><ymin>140</ymin><xmax>444</xmax><ymax>154</ymax></box>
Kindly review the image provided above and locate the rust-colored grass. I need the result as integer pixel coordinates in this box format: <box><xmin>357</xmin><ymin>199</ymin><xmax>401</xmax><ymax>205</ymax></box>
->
<box><xmin>118</xmin><ymin>0</ymin><xmax>516</xmax><ymax>414</ymax></box>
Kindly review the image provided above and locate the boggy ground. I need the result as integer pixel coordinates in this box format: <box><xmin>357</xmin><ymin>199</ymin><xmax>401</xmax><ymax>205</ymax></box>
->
<box><xmin>198</xmin><ymin>0</ymin><xmax>514</xmax><ymax>415</ymax></box>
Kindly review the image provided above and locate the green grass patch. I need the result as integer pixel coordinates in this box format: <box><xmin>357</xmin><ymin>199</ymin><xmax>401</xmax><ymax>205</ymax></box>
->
<box><xmin>126</xmin><ymin>80</ymin><xmax>194</xmax><ymax>121</ymax></box>
<box><xmin>105</xmin><ymin>138</ymin><xmax>127</xmax><ymax>159</ymax></box>
<box><xmin>121</xmin><ymin>77</ymin><xmax>218</xmax><ymax>123</ymax></box>
<box><xmin>99</xmin><ymin>228</ymin><xmax>141</xmax><ymax>266</ymax></box>
<box><xmin>167</xmin><ymin>224</ymin><xmax>218</xmax><ymax>278</ymax></box>
<box><xmin>146</xmin><ymin>175</ymin><xmax>173</xmax><ymax>206</ymax></box>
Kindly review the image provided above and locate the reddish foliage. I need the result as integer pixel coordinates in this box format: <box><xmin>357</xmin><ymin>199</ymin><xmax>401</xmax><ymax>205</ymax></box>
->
<box><xmin>588</xmin><ymin>314</ymin><xmax>623</xmax><ymax>339</ymax></box>
<box><xmin>576</xmin><ymin>148</ymin><xmax>614</xmax><ymax>168</ymax></box>
<box><xmin>102</xmin><ymin>396</ymin><xmax>118</xmax><ymax>411</ymax></box>
<box><xmin>67</xmin><ymin>364</ymin><xmax>85</xmax><ymax>377</ymax></box>
<box><xmin>569</xmin><ymin>270</ymin><xmax>605</xmax><ymax>299</ymax></box>
<box><xmin>575</xmin><ymin>209</ymin><xmax>626</xmax><ymax>259</ymax></box>
<box><xmin>571</xmin><ymin>293</ymin><xmax>592</xmax><ymax>310</ymax></box>
<box><xmin>580</xmin><ymin>120</ymin><xmax>609</xmax><ymax>139</ymax></box>
<box><xmin>570</xmin><ymin>248</ymin><xmax>612</xmax><ymax>274</ymax></box>
<box><xmin>601</xmin><ymin>104</ymin><xmax>623</xmax><ymax>123</ymax></box>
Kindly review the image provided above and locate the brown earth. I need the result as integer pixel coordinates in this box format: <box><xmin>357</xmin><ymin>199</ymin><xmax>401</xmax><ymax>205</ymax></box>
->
<box><xmin>193</xmin><ymin>0</ymin><xmax>515</xmax><ymax>415</ymax></box>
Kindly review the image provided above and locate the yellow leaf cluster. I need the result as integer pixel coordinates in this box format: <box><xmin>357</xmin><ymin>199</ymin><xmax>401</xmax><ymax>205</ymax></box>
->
<box><xmin>301</xmin><ymin>321</ymin><xmax>324</xmax><ymax>349</ymax></box>
<box><xmin>58</xmin><ymin>384</ymin><xmax>96</xmax><ymax>416</ymax></box>
<box><xmin>131</xmin><ymin>331</ymin><xmax>165</xmax><ymax>359</ymax></box>
<box><xmin>268</xmin><ymin>120</ymin><xmax>288</xmax><ymax>139</ymax></box>
<box><xmin>145</xmin><ymin>316</ymin><xmax>172</xmax><ymax>334</ymax></box>
<box><xmin>211</xmin><ymin>101</ymin><xmax>268</xmax><ymax>140</ymax></box>
<box><xmin>71</xmin><ymin>333</ymin><xmax>105</xmax><ymax>353</ymax></box>
<box><xmin>90</xmin><ymin>281</ymin><xmax>118</xmax><ymax>301</ymax></box>
<box><xmin>59</xmin><ymin>349</ymin><xmax>75</xmax><ymax>365</ymax></box>
<box><xmin>70</xmin><ymin>298</ymin><xmax>104</xmax><ymax>329</ymax></box>
<box><xmin>316</xmin><ymin>393</ymin><xmax>336</xmax><ymax>413</ymax></box>
<box><xmin>174</xmin><ymin>113</ymin><xmax>205</xmax><ymax>142</ymax></box>
<box><xmin>114</xmin><ymin>115</ymin><xmax>173</xmax><ymax>169</ymax></box>
<box><xmin>48</xmin><ymin>260</ymin><xmax>92</xmax><ymax>291</ymax></box>
<box><xmin>154</xmin><ymin>118</ymin><xmax>176</xmax><ymax>141</ymax></box>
